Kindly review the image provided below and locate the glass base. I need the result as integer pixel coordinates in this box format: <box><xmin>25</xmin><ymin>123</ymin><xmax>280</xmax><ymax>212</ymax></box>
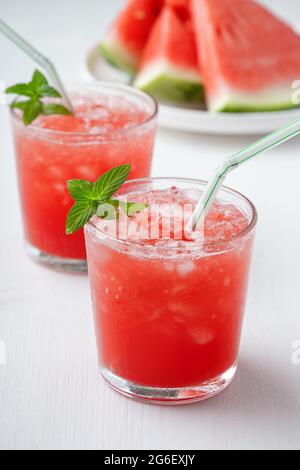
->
<box><xmin>101</xmin><ymin>363</ymin><xmax>237</xmax><ymax>405</ymax></box>
<box><xmin>25</xmin><ymin>243</ymin><xmax>87</xmax><ymax>273</ymax></box>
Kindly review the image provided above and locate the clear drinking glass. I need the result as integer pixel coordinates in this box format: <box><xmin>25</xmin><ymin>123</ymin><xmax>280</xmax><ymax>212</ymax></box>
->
<box><xmin>10</xmin><ymin>83</ymin><xmax>157</xmax><ymax>272</ymax></box>
<box><xmin>85</xmin><ymin>178</ymin><xmax>257</xmax><ymax>404</ymax></box>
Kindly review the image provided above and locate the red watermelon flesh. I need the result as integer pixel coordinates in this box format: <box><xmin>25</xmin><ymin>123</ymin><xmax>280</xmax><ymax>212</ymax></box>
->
<box><xmin>164</xmin><ymin>0</ymin><xmax>191</xmax><ymax>20</ymax></box>
<box><xmin>134</xmin><ymin>7</ymin><xmax>204</xmax><ymax>103</ymax></box>
<box><xmin>101</xmin><ymin>0</ymin><xmax>164</xmax><ymax>73</ymax></box>
<box><xmin>192</xmin><ymin>0</ymin><xmax>300</xmax><ymax>111</ymax></box>
<box><xmin>139</xmin><ymin>7</ymin><xmax>198</xmax><ymax>73</ymax></box>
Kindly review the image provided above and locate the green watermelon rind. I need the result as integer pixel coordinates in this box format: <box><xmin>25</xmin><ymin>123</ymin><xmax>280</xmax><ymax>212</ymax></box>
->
<box><xmin>210</xmin><ymin>85</ymin><xmax>300</xmax><ymax>113</ymax></box>
<box><xmin>135</xmin><ymin>72</ymin><xmax>205</xmax><ymax>104</ymax></box>
<box><xmin>100</xmin><ymin>42</ymin><xmax>137</xmax><ymax>76</ymax></box>
<box><xmin>216</xmin><ymin>101</ymin><xmax>300</xmax><ymax>113</ymax></box>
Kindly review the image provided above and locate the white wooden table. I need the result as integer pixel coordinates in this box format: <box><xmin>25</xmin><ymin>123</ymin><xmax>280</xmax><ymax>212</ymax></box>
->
<box><xmin>0</xmin><ymin>0</ymin><xmax>300</xmax><ymax>450</ymax></box>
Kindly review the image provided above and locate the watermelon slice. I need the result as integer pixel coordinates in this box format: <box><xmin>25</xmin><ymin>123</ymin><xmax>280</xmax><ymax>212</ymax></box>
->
<box><xmin>134</xmin><ymin>7</ymin><xmax>204</xmax><ymax>104</ymax></box>
<box><xmin>192</xmin><ymin>0</ymin><xmax>300</xmax><ymax>112</ymax></box>
<box><xmin>165</xmin><ymin>0</ymin><xmax>191</xmax><ymax>20</ymax></box>
<box><xmin>101</xmin><ymin>0</ymin><xmax>163</xmax><ymax>74</ymax></box>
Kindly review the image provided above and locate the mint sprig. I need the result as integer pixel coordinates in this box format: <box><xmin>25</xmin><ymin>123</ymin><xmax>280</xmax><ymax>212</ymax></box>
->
<box><xmin>6</xmin><ymin>69</ymin><xmax>72</xmax><ymax>126</ymax></box>
<box><xmin>66</xmin><ymin>164</ymin><xmax>148</xmax><ymax>234</ymax></box>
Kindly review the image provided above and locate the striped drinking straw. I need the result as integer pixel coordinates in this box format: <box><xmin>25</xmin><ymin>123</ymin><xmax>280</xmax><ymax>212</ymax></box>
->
<box><xmin>187</xmin><ymin>117</ymin><xmax>300</xmax><ymax>232</ymax></box>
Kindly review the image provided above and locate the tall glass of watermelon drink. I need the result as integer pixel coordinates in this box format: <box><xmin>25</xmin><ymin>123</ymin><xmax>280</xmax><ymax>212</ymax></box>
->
<box><xmin>85</xmin><ymin>178</ymin><xmax>257</xmax><ymax>404</ymax></box>
<box><xmin>11</xmin><ymin>83</ymin><xmax>157</xmax><ymax>271</ymax></box>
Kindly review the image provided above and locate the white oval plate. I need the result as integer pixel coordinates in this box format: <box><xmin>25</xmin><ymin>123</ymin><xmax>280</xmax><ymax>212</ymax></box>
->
<box><xmin>82</xmin><ymin>43</ymin><xmax>300</xmax><ymax>135</ymax></box>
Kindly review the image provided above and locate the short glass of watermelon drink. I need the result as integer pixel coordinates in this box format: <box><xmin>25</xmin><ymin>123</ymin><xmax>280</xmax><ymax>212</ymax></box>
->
<box><xmin>11</xmin><ymin>83</ymin><xmax>157</xmax><ymax>272</ymax></box>
<box><xmin>85</xmin><ymin>178</ymin><xmax>257</xmax><ymax>404</ymax></box>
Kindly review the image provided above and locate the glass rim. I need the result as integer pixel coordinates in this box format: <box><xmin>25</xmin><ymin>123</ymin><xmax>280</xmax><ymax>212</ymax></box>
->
<box><xmin>87</xmin><ymin>177</ymin><xmax>258</xmax><ymax>252</ymax></box>
<box><xmin>10</xmin><ymin>81</ymin><xmax>158</xmax><ymax>142</ymax></box>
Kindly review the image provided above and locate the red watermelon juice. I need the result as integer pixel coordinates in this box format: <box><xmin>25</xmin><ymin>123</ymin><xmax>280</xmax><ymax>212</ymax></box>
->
<box><xmin>85</xmin><ymin>178</ymin><xmax>257</xmax><ymax>404</ymax></box>
<box><xmin>11</xmin><ymin>84</ymin><xmax>157</xmax><ymax>271</ymax></box>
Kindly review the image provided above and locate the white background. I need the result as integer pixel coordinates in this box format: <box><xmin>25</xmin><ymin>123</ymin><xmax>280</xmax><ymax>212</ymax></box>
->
<box><xmin>0</xmin><ymin>0</ymin><xmax>300</xmax><ymax>450</ymax></box>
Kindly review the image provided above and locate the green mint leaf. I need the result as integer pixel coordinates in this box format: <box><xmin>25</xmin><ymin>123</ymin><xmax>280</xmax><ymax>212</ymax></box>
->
<box><xmin>39</xmin><ymin>85</ymin><xmax>61</xmax><ymax>98</ymax></box>
<box><xmin>66</xmin><ymin>202</ymin><xmax>96</xmax><ymax>235</ymax></box>
<box><xmin>96</xmin><ymin>200</ymin><xmax>148</xmax><ymax>220</ymax></box>
<box><xmin>65</xmin><ymin>164</ymin><xmax>148</xmax><ymax>235</ymax></box>
<box><xmin>6</xmin><ymin>69</ymin><xmax>73</xmax><ymax>124</ymax></box>
<box><xmin>5</xmin><ymin>84</ymin><xmax>35</xmax><ymax>98</ymax></box>
<box><xmin>42</xmin><ymin>103</ymin><xmax>72</xmax><ymax>116</ymax></box>
<box><xmin>96</xmin><ymin>202</ymin><xmax>118</xmax><ymax>220</ymax></box>
<box><xmin>110</xmin><ymin>199</ymin><xmax>148</xmax><ymax>217</ymax></box>
<box><xmin>67</xmin><ymin>180</ymin><xmax>94</xmax><ymax>202</ymax></box>
<box><xmin>23</xmin><ymin>100</ymin><xmax>43</xmax><ymax>126</ymax></box>
<box><xmin>122</xmin><ymin>201</ymin><xmax>148</xmax><ymax>217</ymax></box>
<box><xmin>31</xmin><ymin>69</ymin><xmax>48</xmax><ymax>88</ymax></box>
<box><xmin>11</xmin><ymin>101</ymin><xmax>29</xmax><ymax>111</ymax></box>
<box><xmin>93</xmin><ymin>164</ymin><xmax>131</xmax><ymax>201</ymax></box>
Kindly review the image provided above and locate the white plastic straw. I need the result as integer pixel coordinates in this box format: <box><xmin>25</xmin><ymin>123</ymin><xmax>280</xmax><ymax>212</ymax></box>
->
<box><xmin>0</xmin><ymin>18</ymin><xmax>73</xmax><ymax>112</ymax></box>
<box><xmin>187</xmin><ymin>117</ymin><xmax>300</xmax><ymax>231</ymax></box>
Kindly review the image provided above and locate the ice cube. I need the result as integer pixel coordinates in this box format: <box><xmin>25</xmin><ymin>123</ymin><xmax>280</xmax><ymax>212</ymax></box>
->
<box><xmin>88</xmin><ymin>126</ymin><xmax>104</xmax><ymax>135</ymax></box>
<box><xmin>177</xmin><ymin>261</ymin><xmax>195</xmax><ymax>276</ymax></box>
<box><xmin>164</xmin><ymin>262</ymin><xmax>175</xmax><ymax>273</ymax></box>
<box><xmin>184</xmin><ymin>189</ymin><xmax>202</xmax><ymax>202</ymax></box>
<box><xmin>53</xmin><ymin>183</ymin><xmax>66</xmax><ymax>194</ymax></box>
<box><xmin>77</xmin><ymin>166</ymin><xmax>97</xmax><ymax>180</ymax></box>
<box><xmin>49</xmin><ymin>165</ymin><xmax>63</xmax><ymax>179</ymax></box>
<box><xmin>147</xmin><ymin>308</ymin><xmax>163</xmax><ymax>321</ymax></box>
<box><xmin>168</xmin><ymin>302</ymin><xmax>196</xmax><ymax>317</ymax></box>
<box><xmin>189</xmin><ymin>327</ymin><xmax>214</xmax><ymax>345</ymax></box>
<box><xmin>168</xmin><ymin>302</ymin><xmax>187</xmax><ymax>314</ymax></box>
<box><xmin>171</xmin><ymin>284</ymin><xmax>188</xmax><ymax>295</ymax></box>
